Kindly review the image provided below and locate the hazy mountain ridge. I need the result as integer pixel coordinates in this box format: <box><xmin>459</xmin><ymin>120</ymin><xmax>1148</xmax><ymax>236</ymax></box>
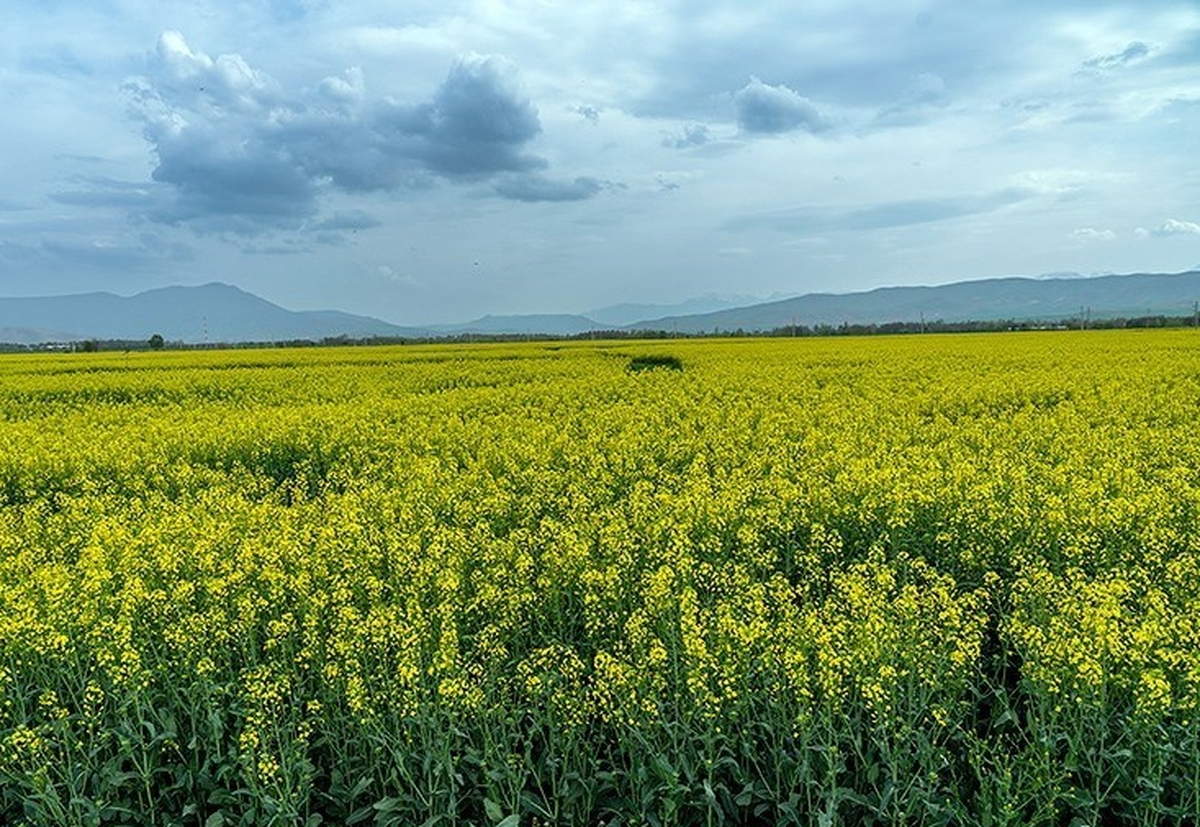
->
<box><xmin>584</xmin><ymin>293</ymin><xmax>776</xmax><ymax>327</ymax></box>
<box><xmin>3</xmin><ymin>271</ymin><xmax>1200</xmax><ymax>345</ymax></box>
<box><xmin>428</xmin><ymin>314</ymin><xmax>601</xmax><ymax>336</ymax></box>
<box><xmin>625</xmin><ymin>271</ymin><xmax>1200</xmax><ymax>333</ymax></box>
<box><xmin>0</xmin><ymin>283</ymin><xmax>429</xmax><ymax>344</ymax></box>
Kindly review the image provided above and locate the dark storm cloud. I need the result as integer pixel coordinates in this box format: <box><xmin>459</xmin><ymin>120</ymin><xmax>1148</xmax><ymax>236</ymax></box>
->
<box><xmin>124</xmin><ymin>34</ymin><xmax>587</xmax><ymax>234</ymax></box>
<box><xmin>492</xmin><ymin>174</ymin><xmax>605</xmax><ymax>202</ymax></box>
<box><xmin>417</xmin><ymin>56</ymin><xmax>544</xmax><ymax>177</ymax></box>
<box><xmin>147</xmin><ymin>120</ymin><xmax>320</xmax><ymax>224</ymax></box>
<box><xmin>287</xmin><ymin>55</ymin><xmax>545</xmax><ymax>186</ymax></box>
<box><xmin>733</xmin><ymin>78</ymin><xmax>828</xmax><ymax>134</ymax></box>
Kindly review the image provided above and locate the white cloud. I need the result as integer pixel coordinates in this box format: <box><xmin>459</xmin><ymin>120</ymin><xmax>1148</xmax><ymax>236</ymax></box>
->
<box><xmin>1134</xmin><ymin>220</ymin><xmax>1200</xmax><ymax>239</ymax></box>
<box><xmin>375</xmin><ymin>264</ymin><xmax>421</xmax><ymax>288</ymax></box>
<box><xmin>319</xmin><ymin>67</ymin><xmax>366</xmax><ymax>108</ymax></box>
<box><xmin>1012</xmin><ymin>169</ymin><xmax>1107</xmax><ymax>196</ymax></box>
<box><xmin>155</xmin><ymin>31</ymin><xmax>278</xmax><ymax>114</ymax></box>
<box><xmin>1072</xmin><ymin>227</ymin><xmax>1116</xmax><ymax>241</ymax></box>
<box><xmin>1152</xmin><ymin>218</ymin><xmax>1200</xmax><ymax>236</ymax></box>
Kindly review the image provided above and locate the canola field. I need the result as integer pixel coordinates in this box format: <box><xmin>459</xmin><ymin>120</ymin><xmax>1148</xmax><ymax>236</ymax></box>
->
<box><xmin>1</xmin><ymin>332</ymin><xmax>1199</xmax><ymax>826</ymax></box>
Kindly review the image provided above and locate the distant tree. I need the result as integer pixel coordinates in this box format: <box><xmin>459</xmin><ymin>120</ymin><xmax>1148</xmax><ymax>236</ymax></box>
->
<box><xmin>148</xmin><ymin>333</ymin><xmax>165</xmax><ymax>350</ymax></box>
<box><xmin>79</xmin><ymin>340</ymin><xmax>100</xmax><ymax>353</ymax></box>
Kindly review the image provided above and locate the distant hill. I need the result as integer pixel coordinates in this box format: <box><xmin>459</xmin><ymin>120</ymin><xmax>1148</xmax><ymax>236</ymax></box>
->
<box><xmin>625</xmin><ymin>271</ymin><xmax>1200</xmax><ymax>333</ymax></box>
<box><xmin>0</xmin><ymin>283</ymin><xmax>430</xmax><ymax>344</ymax></box>
<box><xmin>5</xmin><ymin>271</ymin><xmax>1200</xmax><ymax>345</ymax></box>
<box><xmin>429</xmin><ymin>314</ymin><xmax>602</xmax><ymax>336</ymax></box>
<box><xmin>585</xmin><ymin>294</ymin><xmax>773</xmax><ymax>327</ymax></box>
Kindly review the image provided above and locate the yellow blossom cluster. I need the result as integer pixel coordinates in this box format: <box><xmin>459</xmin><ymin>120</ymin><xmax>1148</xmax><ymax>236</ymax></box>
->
<box><xmin>1</xmin><ymin>332</ymin><xmax>1199</xmax><ymax>821</ymax></box>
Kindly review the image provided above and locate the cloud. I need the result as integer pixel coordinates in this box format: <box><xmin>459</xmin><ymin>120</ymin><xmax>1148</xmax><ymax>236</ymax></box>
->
<box><xmin>734</xmin><ymin>77</ymin><xmax>828</xmax><ymax>134</ymax></box>
<box><xmin>239</xmin><ymin>238</ymin><xmax>314</xmax><ymax>255</ymax></box>
<box><xmin>1011</xmin><ymin>169</ymin><xmax>1105</xmax><ymax>196</ymax></box>
<box><xmin>0</xmin><ymin>233</ymin><xmax>193</xmax><ymax>275</ymax></box>
<box><xmin>318</xmin><ymin>67</ymin><xmax>365</xmax><ymax>108</ymax></box>
<box><xmin>1147</xmin><ymin>218</ymin><xmax>1200</xmax><ymax>237</ymax></box>
<box><xmin>124</xmin><ymin>34</ymin><xmax>561</xmax><ymax>233</ymax></box>
<box><xmin>310</xmin><ymin>210</ymin><xmax>381</xmax><ymax>231</ymax></box>
<box><xmin>147</xmin><ymin>119</ymin><xmax>320</xmax><ymax>228</ymax></box>
<box><xmin>835</xmin><ymin>191</ymin><xmax>1029</xmax><ymax>230</ymax></box>
<box><xmin>492</xmin><ymin>174</ymin><xmax>605</xmax><ymax>202</ymax></box>
<box><xmin>50</xmin><ymin>177</ymin><xmax>161</xmax><ymax>211</ymax></box>
<box><xmin>151</xmin><ymin>30</ymin><xmax>279</xmax><ymax>114</ymax></box>
<box><xmin>374</xmin><ymin>264</ymin><xmax>421</xmax><ymax>288</ymax></box>
<box><xmin>419</xmin><ymin>55</ymin><xmax>544</xmax><ymax>177</ymax></box>
<box><xmin>624</xmin><ymin>5</ymin><xmax>993</xmax><ymax>121</ymax></box>
<box><xmin>874</xmin><ymin>72</ymin><xmax>948</xmax><ymax>127</ymax></box>
<box><xmin>663</xmin><ymin>123</ymin><xmax>710</xmax><ymax>149</ymax></box>
<box><xmin>1071</xmin><ymin>227</ymin><xmax>1116</xmax><ymax>241</ymax></box>
<box><xmin>1082</xmin><ymin>41</ymin><xmax>1150</xmax><ymax>71</ymax></box>
<box><xmin>725</xmin><ymin>189</ymin><xmax>1031</xmax><ymax>233</ymax></box>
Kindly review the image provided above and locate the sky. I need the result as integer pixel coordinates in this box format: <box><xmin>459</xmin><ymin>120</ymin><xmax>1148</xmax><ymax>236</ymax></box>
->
<box><xmin>2</xmin><ymin>0</ymin><xmax>1199</xmax><ymax>325</ymax></box>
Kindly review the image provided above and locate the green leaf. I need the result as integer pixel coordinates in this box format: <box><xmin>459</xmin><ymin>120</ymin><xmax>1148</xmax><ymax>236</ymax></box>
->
<box><xmin>373</xmin><ymin>796</ymin><xmax>403</xmax><ymax>812</ymax></box>
<box><xmin>484</xmin><ymin>798</ymin><xmax>504</xmax><ymax>823</ymax></box>
<box><xmin>344</xmin><ymin>806</ymin><xmax>374</xmax><ymax>826</ymax></box>
<box><xmin>495</xmin><ymin>816</ymin><xmax>520</xmax><ymax>827</ymax></box>
<box><xmin>205</xmin><ymin>813</ymin><xmax>226</xmax><ymax>827</ymax></box>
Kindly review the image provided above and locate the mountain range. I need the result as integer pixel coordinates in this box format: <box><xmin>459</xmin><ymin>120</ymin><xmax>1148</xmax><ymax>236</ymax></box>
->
<box><xmin>632</xmin><ymin>270</ymin><xmax>1200</xmax><ymax>334</ymax></box>
<box><xmin>0</xmin><ymin>283</ymin><xmax>427</xmax><ymax>344</ymax></box>
<box><xmin>1</xmin><ymin>271</ymin><xmax>1198</xmax><ymax>345</ymax></box>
